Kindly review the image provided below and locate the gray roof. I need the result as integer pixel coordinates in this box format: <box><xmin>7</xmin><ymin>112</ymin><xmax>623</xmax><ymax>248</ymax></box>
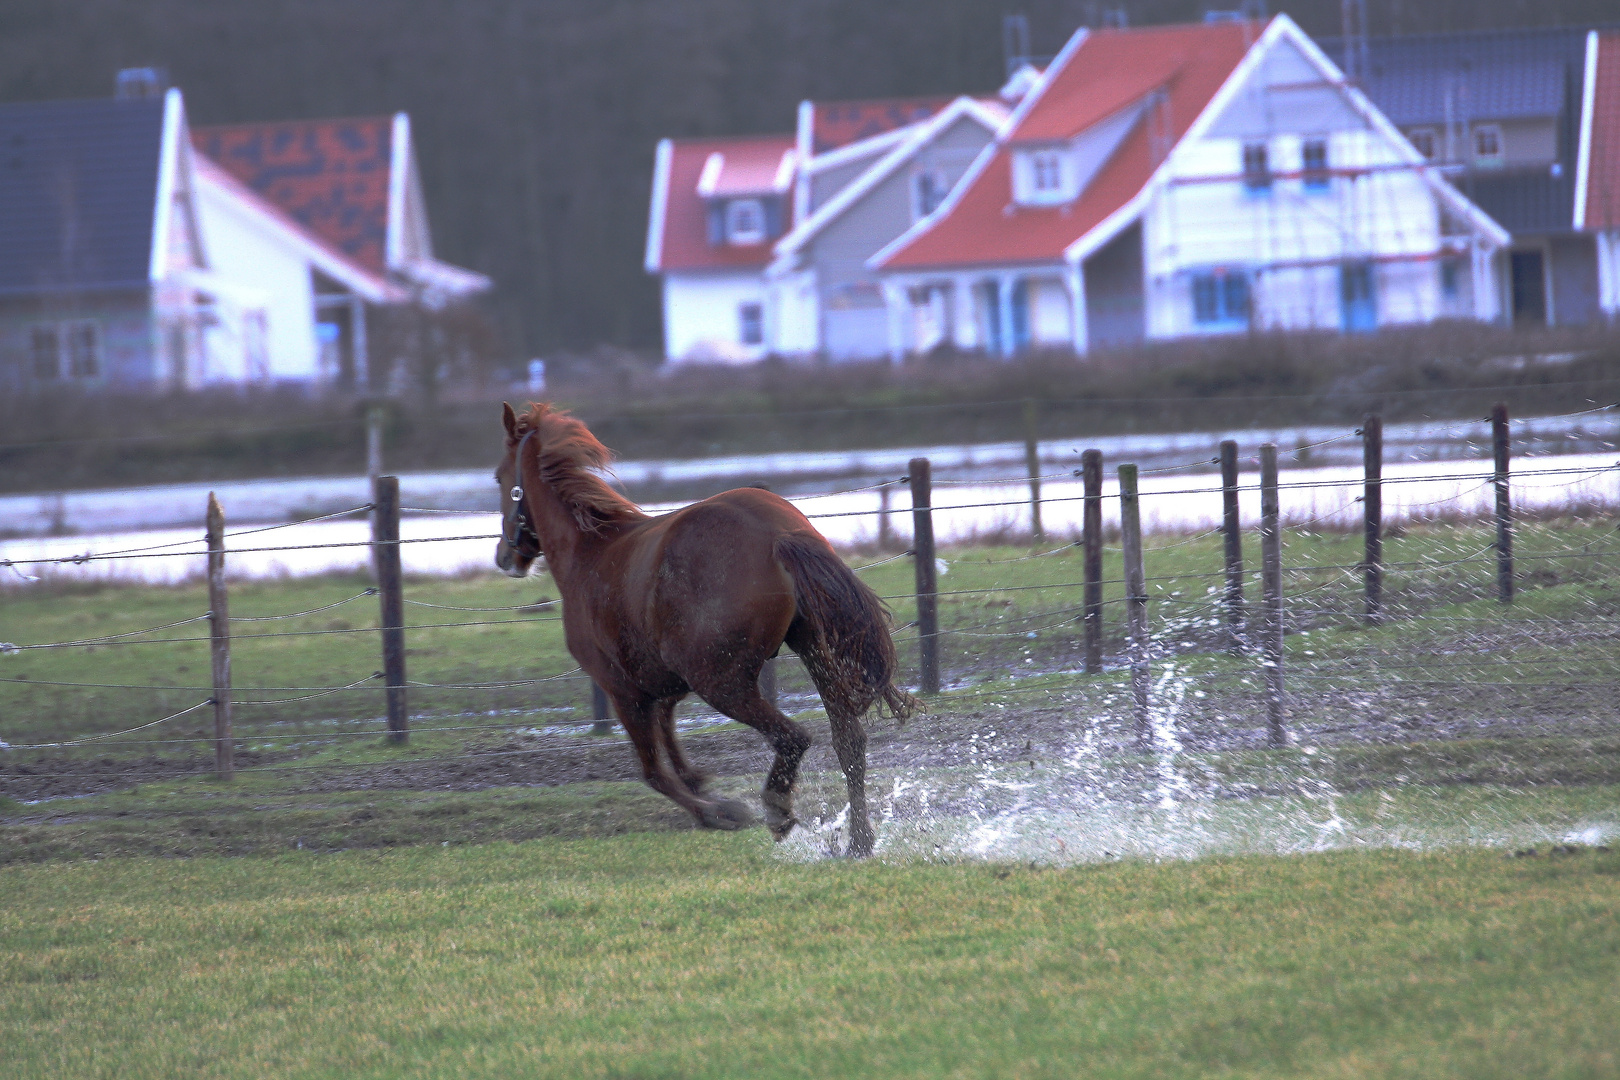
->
<box><xmin>0</xmin><ymin>97</ymin><xmax>165</xmax><ymax>297</ymax></box>
<box><xmin>1359</xmin><ymin>59</ymin><xmax>1566</xmax><ymax>126</ymax></box>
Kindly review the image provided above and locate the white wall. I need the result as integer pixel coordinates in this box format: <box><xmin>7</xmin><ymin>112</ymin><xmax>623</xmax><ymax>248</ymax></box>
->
<box><xmin>1143</xmin><ymin>35</ymin><xmax>1474</xmax><ymax>340</ymax></box>
<box><xmin>662</xmin><ymin>271</ymin><xmax>768</xmax><ymax>363</ymax></box>
<box><xmin>195</xmin><ymin>177</ymin><xmax>322</xmax><ymax>381</ymax></box>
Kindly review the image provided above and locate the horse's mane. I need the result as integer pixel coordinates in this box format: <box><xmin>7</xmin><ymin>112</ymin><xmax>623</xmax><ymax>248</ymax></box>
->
<box><xmin>515</xmin><ymin>403</ymin><xmax>646</xmax><ymax>534</ymax></box>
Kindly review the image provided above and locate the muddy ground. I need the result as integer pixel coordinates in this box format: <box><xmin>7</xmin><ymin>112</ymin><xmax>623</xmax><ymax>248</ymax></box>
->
<box><xmin>6</xmin><ymin>677</ymin><xmax>1618</xmax><ymax>805</ymax></box>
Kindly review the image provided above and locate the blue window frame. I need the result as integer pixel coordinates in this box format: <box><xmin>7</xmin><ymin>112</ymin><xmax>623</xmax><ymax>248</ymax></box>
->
<box><xmin>1192</xmin><ymin>271</ymin><xmax>1251</xmax><ymax>329</ymax></box>
<box><xmin>1302</xmin><ymin>139</ymin><xmax>1329</xmax><ymax>191</ymax></box>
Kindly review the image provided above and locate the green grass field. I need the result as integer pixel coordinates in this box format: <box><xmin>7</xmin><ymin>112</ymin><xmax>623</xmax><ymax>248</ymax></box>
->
<box><xmin>4</xmin><ymin>524</ymin><xmax>1619</xmax><ymax>1076</ymax></box>
<box><xmin>2</xmin><ymin>832</ymin><xmax>1617</xmax><ymax>1079</ymax></box>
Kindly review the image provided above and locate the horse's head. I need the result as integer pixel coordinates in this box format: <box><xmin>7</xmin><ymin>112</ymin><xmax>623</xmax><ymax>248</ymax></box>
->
<box><xmin>494</xmin><ymin>401</ymin><xmax>543</xmax><ymax>577</ymax></box>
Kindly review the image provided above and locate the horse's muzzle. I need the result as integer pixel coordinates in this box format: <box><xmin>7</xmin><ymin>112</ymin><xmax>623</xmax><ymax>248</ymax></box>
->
<box><xmin>495</xmin><ymin>540</ymin><xmax>533</xmax><ymax>578</ymax></box>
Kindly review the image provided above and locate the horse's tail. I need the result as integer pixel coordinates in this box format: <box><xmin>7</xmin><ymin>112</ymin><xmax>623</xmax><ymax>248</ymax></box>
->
<box><xmin>774</xmin><ymin>534</ymin><xmax>920</xmax><ymax>723</ymax></box>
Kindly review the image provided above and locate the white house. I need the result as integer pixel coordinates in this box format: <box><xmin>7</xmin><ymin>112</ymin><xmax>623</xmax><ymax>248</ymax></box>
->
<box><xmin>873</xmin><ymin>16</ymin><xmax>1512</xmax><ymax>358</ymax></box>
<box><xmin>194</xmin><ymin>111</ymin><xmax>489</xmax><ymax>388</ymax></box>
<box><xmin>644</xmin><ymin>134</ymin><xmax>798</xmax><ymax>363</ymax></box>
<box><xmin>191</xmin><ymin>154</ymin><xmax>407</xmax><ymax>384</ymax></box>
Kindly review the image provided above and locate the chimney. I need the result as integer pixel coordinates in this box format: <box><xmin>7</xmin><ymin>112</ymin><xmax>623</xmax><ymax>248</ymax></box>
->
<box><xmin>115</xmin><ymin>67</ymin><xmax>169</xmax><ymax>100</ymax></box>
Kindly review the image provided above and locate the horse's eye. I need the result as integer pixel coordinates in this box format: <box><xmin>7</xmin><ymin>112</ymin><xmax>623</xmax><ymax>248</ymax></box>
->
<box><xmin>510</xmin><ymin>486</ymin><xmax>523</xmax><ymax>502</ymax></box>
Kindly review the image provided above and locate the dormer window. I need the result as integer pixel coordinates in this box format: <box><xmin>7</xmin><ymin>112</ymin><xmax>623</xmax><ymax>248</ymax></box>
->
<box><xmin>1032</xmin><ymin>151</ymin><xmax>1063</xmax><ymax>192</ymax></box>
<box><xmin>1012</xmin><ymin>146</ymin><xmax>1076</xmax><ymax>205</ymax></box>
<box><xmin>1408</xmin><ymin>128</ymin><xmax>1438</xmax><ymax>161</ymax></box>
<box><xmin>725</xmin><ymin>199</ymin><xmax>766</xmax><ymax>245</ymax></box>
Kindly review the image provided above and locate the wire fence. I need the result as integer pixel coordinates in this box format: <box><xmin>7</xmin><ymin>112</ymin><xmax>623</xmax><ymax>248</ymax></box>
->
<box><xmin>2</xmin><ymin>402</ymin><xmax>1618</xmax><ymax>817</ymax></box>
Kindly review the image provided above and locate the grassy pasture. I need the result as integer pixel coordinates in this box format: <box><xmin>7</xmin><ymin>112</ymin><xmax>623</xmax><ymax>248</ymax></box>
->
<box><xmin>2</xmin><ymin>831</ymin><xmax>1618</xmax><ymax>1079</ymax></box>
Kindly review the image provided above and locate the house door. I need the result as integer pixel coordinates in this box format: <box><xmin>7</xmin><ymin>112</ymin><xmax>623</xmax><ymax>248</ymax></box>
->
<box><xmin>1340</xmin><ymin>262</ymin><xmax>1377</xmax><ymax>333</ymax></box>
<box><xmin>1509</xmin><ymin>250</ymin><xmax>1547</xmax><ymax>325</ymax></box>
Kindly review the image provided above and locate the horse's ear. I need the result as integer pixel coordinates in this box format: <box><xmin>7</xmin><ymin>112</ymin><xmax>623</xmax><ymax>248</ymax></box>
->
<box><xmin>501</xmin><ymin>402</ymin><xmax>518</xmax><ymax>442</ymax></box>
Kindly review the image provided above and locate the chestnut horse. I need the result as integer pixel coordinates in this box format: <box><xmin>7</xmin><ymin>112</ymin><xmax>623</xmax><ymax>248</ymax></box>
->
<box><xmin>494</xmin><ymin>402</ymin><xmax>915</xmax><ymax>856</ymax></box>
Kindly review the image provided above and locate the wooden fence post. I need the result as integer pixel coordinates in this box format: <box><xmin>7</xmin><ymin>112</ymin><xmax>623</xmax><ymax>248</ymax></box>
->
<box><xmin>1024</xmin><ymin>398</ymin><xmax>1043</xmax><ymax>542</ymax></box>
<box><xmin>1118</xmin><ymin>463</ymin><xmax>1151</xmax><ymax>753</ymax></box>
<box><xmin>1219</xmin><ymin>439</ymin><xmax>1245</xmax><ymax>653</ymax></box>
<box><xmin>1362</xmin><ymin>414</ymin><xmax>1383</xmax><ymax>626</ymax></box>
<box><xmin>1492</xmin><ymin>402</ymin><xmax>1514</xmax><ymax>604</ymax></box>
<box><xmin>205</xmin><ymin>493</ymin><xmax>233</xmax><ymax>780</ymax></box>
<box><xmin>372</xmin><ymin>475</ymin><xmax>409</xmax><ymax>743</ymax></box>
<box><xmin>591</xmin><ymin>682</ymin><xmax>615</xmax><ymax>734</ymax></box>
<box><xmin>1081</xmin><ymin>449</ymin><xmax>1103</xmax><ymax>674</ymax></box>
<box><xmin>1259</xmin><ymin>444</ymin><xmax>1286</xmax><ymax>748</ymax></box>
<box><xmin>909</xmin><ymin>457</ymin><xmax>940</xmax><ymax>695</ymax></box>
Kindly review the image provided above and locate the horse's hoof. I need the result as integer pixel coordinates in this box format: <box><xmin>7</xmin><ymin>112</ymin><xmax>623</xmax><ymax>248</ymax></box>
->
<box><xmin>697</xmin><ymin>798</ymin><xmax>756</xmax><ymax>832</ymax></box>
<box><xmin>761</xmin><ymin>790</ymin><xmax>797</xmax><ymax>841</ymax></box>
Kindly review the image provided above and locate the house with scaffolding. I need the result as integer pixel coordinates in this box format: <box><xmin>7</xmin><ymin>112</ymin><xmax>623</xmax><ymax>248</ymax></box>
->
<box><xmin>872</xmin><ymin>16</ymin><xmax>1512</xmax><ymax>358</ymax></box>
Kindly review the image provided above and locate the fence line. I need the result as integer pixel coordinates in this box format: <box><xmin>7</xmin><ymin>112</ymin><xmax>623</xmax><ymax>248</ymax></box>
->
<box><xmin>4</xmin><ymin>404</ymin><xmax>1618</xmax><ymax>794</ymax></box>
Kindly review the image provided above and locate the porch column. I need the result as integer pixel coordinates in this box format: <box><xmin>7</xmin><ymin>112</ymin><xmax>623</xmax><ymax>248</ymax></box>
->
<box><xmin>1067</xmin><ymin>261</ymin><xmax>1089</xmax><ymax>356</ymax></box>
<box><xmin>882</xmin><ymin>280</ymin><xmax>908</xmax><ymax>363</ymax></box>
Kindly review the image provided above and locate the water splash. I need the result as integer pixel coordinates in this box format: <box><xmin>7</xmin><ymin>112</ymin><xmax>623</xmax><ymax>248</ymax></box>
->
<box><xmin>773</xmin><ymin>660</ymin><xmax>1613</xmax><ymax>865</ymax></box>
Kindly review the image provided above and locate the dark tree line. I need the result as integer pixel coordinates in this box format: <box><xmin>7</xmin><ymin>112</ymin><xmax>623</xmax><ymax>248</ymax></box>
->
<box><xmin>1</xmin><ymin>0</ymin><xmax>1611</xmax><ymax>357</ymax></box>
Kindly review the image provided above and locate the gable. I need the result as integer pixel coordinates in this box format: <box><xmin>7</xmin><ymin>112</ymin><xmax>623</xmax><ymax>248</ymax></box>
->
<box><xmin>194</xmin><ymin>117</ymin><xmax>394</xmax><ymax>275</ymax></box>
<box><xmin>0</xmin><ymin>97</ymin><xmax>166</xmax><ymax>295</ymax></box>
<box><xmin>1204</xmin><ymin>37</ymin><xmax>1365</xmax><ymax>139</ymax></box>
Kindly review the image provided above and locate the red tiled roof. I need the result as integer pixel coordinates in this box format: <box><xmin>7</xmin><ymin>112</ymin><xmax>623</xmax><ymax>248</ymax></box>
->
<box><xmin>193</xmin><ymin>117</ymin><xmax>393</xmax><ymax>275</ymax></box>
<box><xmin>654</xmin><ymin>135</ymin><xmax>796</xmax><ymax>272</ymax></box>
<box><xmin>881</xmin><ymin>21</ymin><xmax>1259</xmax><ymax>270</ymax></box>
<box><xmin>812</xmin><ymin>96</ymin><xmax>953</xmax><ymax>154</ymax></box>
<box><xmin>1584</xmin><ymin>32</ymin><xmax>1620</xmax><ymax>231</ymax></box>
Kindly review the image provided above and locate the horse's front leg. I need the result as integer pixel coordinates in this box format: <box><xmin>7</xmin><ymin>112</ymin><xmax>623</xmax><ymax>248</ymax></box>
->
<box><xmin>617</xmin><ymin>693</ymin><xmax>754</xmax><ymax>831</ymax></box>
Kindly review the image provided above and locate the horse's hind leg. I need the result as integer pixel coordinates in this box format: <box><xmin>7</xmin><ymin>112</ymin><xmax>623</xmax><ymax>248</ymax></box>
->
<box><xmin>828</xmin><ymin>707</ymin><xmax>875</xmax><ymax>858</ymax></box>
<box><xmin>617</xmin><ymin>695</ymin><xmax>751</xmax><ymax>831</ymax></box>
<box><xmin>791</xmin><ymin>633</ymin><xmax>878</xmax><ymax>857</ymax></box>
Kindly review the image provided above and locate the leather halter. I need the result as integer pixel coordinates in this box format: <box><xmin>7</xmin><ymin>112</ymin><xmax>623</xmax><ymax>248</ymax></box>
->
<box><xmin>503</xmin><ymin>428</ymin><xmax>543</xmax><ymax>561</ymax></box>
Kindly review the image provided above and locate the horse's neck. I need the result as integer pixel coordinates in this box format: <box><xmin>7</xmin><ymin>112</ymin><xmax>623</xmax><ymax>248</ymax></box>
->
<box><xmin>528</xmin><ymin>486</ymin><xmax>609</xmax><ymax>585</ymax></box>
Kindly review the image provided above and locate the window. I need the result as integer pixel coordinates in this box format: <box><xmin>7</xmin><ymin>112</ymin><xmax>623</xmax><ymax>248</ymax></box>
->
<box><xmin>913</xmin><ymin>168</ymin><xmax>949</xmax><ymax>219</ymax></box>
<box><xmin>738</xmin><ymin>302</ymin><xmax>763</xmax><ymax>346</ymax></box>
<box><xmin>1242</xmin><ymin>142</ymin><xmax>1271</xmax><ymax>192</ymax></box>
<box><xmin>725</xmin><ymin>199</ymin><xmax>765</xmax><ymax>245</ymax></box>
<box><xmin>1192</xmin><ymin>270</ymin><xmax>1251</xmax><ymax>328</ymax></box>
<box><xmin>31</xmin><ymin>325</ymin><xmax>60</xmax><ymax>379</ymax></box>
<box><xmin>1473</xmin><ymin>124</ymin><xmax>1503</xmax><ymax>168</ymax></box>
<box><xmin>29</xmin><ymin>322</ymin><xmax>100</xmax><ymax>380</ymax></box>
<box><xmin>1031</xmin><ymin>151</ymin><xmax>1063</xmax><ymax>193</ymax></box>
<box><xmin>66</xmin><ymin>322</ymin><xmax>99</xmax><ymax>378</ymax></box>
<box><xmin>1407</xmin><ymin>128</ymin><xmax>1438</xmax><ymax>161</ymax></box>
<box><xmin>1302</xmin><ymin>139</ymin><xmax>1330</xmax><ymax>191</ymax></box>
